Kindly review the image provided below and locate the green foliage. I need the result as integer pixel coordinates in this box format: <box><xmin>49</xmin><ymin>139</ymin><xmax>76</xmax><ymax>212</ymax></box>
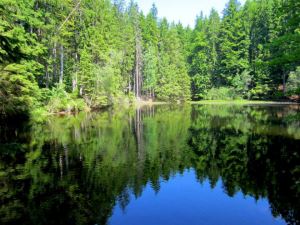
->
<box><xmin>188</xmin><ymin>10</ymin><xmax>221</xmax><ymax>100</ymax></box>
<box><xmin>45</xmin><ymin>85</ymin><xmax>87</xmax><ymax>113</ymax></box>
<box><xmin>286</xmin><ymin>67</ymin><xmax>300</xmax><ymax>95</ymax></box>
<box><xmin>189</xmin><ymin>15</ymin><xmax>211</xmax><ymax>100</ymax></box>
<box><xmin>205</xmin><ymin>87</ymin><xmax>242</xmax><ymax>100</ymax></box>
<box><xmin>1</xmin><ymin>0</ymin><xmax>300</xmax><ymax>118</ymax></box>
<box><xmin>249</xmin><ymin>84</ymin><xmax>271</xmax><ymax>100</ymax></box>
<box><xmin>143</xmin><ymin>45</ymin><xmax>158</xmax><ymax>95</ymax></box>
<box><xmin>0</xmin><ymin>0</ymin><xmax>43</xmax><ymax>118</ymax></box>
<box><xmin>187</xmin><ymin>0</ymin><xmax>299</xmax><ymax>100</ymax></box>
<box><xmin>232</xmin><ymin>70</ymin><xmax>252</xmax><ymax>98</ymax></box>
<box><xmin>218</xmin><ymin>0</ymin><xmax>250</xmax><ymax>85</ymax></box>
<box><xmin>0</xmin><ymin>63</ymin><xmax>41</xmax><ymax>118</ymax></box>
<box><xmin>156</xmin><ymin>23</ymin><xmax>191</xmax><ymax>102</ymax></box>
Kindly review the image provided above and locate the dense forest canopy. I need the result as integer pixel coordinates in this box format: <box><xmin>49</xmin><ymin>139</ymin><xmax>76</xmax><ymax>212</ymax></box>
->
<box><xmin>0</xmin><ymin>0</ymin><xmax>299</xmax><ymax>118</ymax></box>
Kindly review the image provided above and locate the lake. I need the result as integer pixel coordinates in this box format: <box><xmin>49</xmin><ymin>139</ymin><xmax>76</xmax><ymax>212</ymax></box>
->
<box><xmin>0</xmin><ymin>104</ymin><xmax>299</xmax><ymax>225</ymax></box>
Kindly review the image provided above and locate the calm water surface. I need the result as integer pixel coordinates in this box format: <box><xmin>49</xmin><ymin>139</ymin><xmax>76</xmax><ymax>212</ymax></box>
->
<box><xmin>0</xmin><ymin>104</ymin><xmax>299</xmax><ymax>225</ymax></box>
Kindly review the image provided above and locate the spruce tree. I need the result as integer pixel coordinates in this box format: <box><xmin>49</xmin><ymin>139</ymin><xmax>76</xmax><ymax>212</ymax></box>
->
<box><xmin>218</xmin><ymin>0</ymin><xmax>250</xmax><ymax>86</ymax></box>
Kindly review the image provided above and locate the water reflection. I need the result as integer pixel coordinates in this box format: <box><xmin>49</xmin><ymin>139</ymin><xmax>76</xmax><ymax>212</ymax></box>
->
<box><xmin>0</xmin><ymin>105</ymin><xmax>299</xmax><ymax>225</ymax></box>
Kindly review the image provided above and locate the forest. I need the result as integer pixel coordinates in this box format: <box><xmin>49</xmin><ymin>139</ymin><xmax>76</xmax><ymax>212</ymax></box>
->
<box><xmin>0</xmin><ymin>0</ymin><xmax>300</xmax><ymax>118</ymax></box>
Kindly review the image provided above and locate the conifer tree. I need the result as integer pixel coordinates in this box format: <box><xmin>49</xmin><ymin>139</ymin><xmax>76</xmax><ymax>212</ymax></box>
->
<box><xmin>218</xmin><ymin>0</ymin><xmax>250</xmax><ymax>86</ymax></box>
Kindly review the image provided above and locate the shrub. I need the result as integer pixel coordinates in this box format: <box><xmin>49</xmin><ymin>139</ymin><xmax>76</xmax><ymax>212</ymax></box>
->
<box><xmin>249</xmin><ymin>84</ymin><xmax>271</xmax><ymax>100</ymax></box>
<box><xmin>205</xmin><ymin>87</ymin><xmax>242</xmax><ymax>100</ymax></box>
<box><xmin>46</xmin><ymin>85</ymin><xmax>88</xmax><ymax>113</ymax></box>
<box><xmin>286</xmin><ymin>67</ymin><xmax>300</xmax><ymax>95</ymax></box>
<box><xmin>0</xmin><ymin>63</ymin><xmax>41</xmax><ymax>118</ymax></box>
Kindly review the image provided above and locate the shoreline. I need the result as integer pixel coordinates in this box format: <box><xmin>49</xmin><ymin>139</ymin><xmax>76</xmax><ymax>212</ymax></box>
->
<box><xmin>190</xmin><ymin>100</ymin><xmax>299</xmax><ymax>105</ymax></box>
<box><xmin>136</xmin><ymin>100</ymin><xmax>299</xmax><ymax>106</ymax></box>
<box><xmin>34</xmin><ymin>100</ymin><xmax>299</xmax><ymax>118</ymax></box>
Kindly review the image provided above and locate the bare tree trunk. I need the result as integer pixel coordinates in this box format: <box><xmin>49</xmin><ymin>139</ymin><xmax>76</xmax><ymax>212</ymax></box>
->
<box><xmin>73</xmin><ymin>52</ymin><xmax>78</xmax><ymax>91</ymax></box>
<box><xmin>128</xmin><ymin>73</ymin><xmax>132</xmax><ymax>93</ymax></box>
<box><xmin>133</xmin><ymin>68</ymin><xmax>136</xmax><ymax>96</ymax></box>
<box><xmin>283</xmin><ymin>72</ymin><xmax>287</xmax><ymax>96</ymax></box>
<box><xmin>45</xmin><ymin>63</ymin><xmax>49</xmax><ymax>88</ymax></box>
<box><xmin>135</xmin><ymin>47</ymin><xmax>139</xmax><ymax>97</ymax></box>
<box><xmin>72</xmin><ymin>0</ymin><xmax>80</xmax><ymax>92</ymax></box>
<box><xmin>59</xmin><ymin>44</ymin><xmax>64</xmax><ymax>84</ymax></box>
<box><xmin>151</xmin><ymin>88</ymin><xmax>154</xmax><ymax>99</ymax></box>
<box><xmin>53</xmin><ymin>42</ymin><xmax>57</xmax><ymax>82</ymax></box>
<box><xmin>134</xmin><ymin>15</ymin><xmax>142</xmax><ymax>99</ymax></box>
<box><xmin>72</xmin><ymin>73</ymin><xmax>77</xmax><ymax>91</ymax></box>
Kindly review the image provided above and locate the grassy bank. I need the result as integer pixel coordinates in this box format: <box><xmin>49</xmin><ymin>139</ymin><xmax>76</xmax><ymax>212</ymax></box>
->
<box><xmin>190</xmin><ymin>100</ymin><xmax>299</xmax><ymax>105</ymax></box>
<box><xmin>31</xmin><ymin>99</ymin><xmax>299</xmax><ymax>122</ymax></box>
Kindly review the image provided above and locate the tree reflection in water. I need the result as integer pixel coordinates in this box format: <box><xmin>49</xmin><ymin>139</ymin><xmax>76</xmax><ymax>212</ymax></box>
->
<box><xmin>0</xmin><ymin>104</ymin><xmax>299</xmax><ymax>225</ymax></box>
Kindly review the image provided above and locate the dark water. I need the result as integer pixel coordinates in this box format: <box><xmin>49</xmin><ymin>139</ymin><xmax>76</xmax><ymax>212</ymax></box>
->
<box><xmin>0</xmin><ymin>104</ymin><xmax>299</xmax><ymax>225</ymax></box>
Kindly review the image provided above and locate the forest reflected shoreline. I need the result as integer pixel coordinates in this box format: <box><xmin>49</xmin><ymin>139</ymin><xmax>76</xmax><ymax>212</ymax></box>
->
<box><xmin>0</xmin><ymin>104</ymin><xmax>299</xmax><ymax>225</ymax></box>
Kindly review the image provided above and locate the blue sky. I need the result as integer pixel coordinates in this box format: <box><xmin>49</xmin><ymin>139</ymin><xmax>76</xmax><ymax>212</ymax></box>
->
<box><xmin>130</xmin><ymin>0</ymin><xmax>246</xmax><ymax>27</ymax></box>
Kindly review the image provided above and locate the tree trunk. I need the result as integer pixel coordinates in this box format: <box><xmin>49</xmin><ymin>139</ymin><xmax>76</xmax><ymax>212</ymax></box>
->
<box><xmin>73</xmin><ymin>52</ymin><xmax>78</xmax><ymax>92</ymax></box>
<box><xmin>128</xmin><ymin>73</ymin><xmax>132</xmax><ymax>93</ymax></box>
<box><xmin>134</xmin><ymin>42</ymin><xmax>141</xmax><ymax>98</ymax></box>
<box><xmin>59</xmin><ymin>44</ymin><xmax>64</xmax><ymax>84</ymax></box>
<box><xmin>53</xmin><ymin>42</ymin><xmax>57</xmax><ymax>82</ymax></box>
<box><xmin>135</xmin><ymin>48</ymin><xmax>139</xmax><ymax>97</ymax></box>
<box><xmin>45</xmin><ymin>63</ymin><xmax>49</xmax><ymax>88</ymax></box>
<box><xmin>134</xmin><ymin>16</ymin><xmax>142</xmax><ymax>99</ymax></box>
<box><xmin>283</xmin><ymin>71</ymin><xmax>287</xmax><ymax>96</ymax></box>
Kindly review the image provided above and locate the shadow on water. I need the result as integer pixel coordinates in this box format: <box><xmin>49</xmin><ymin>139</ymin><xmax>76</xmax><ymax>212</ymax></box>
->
<box><xmin>0</xmin><ymin>104</ymin><xmax>299</xmax><ymax>225</ymax></box>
